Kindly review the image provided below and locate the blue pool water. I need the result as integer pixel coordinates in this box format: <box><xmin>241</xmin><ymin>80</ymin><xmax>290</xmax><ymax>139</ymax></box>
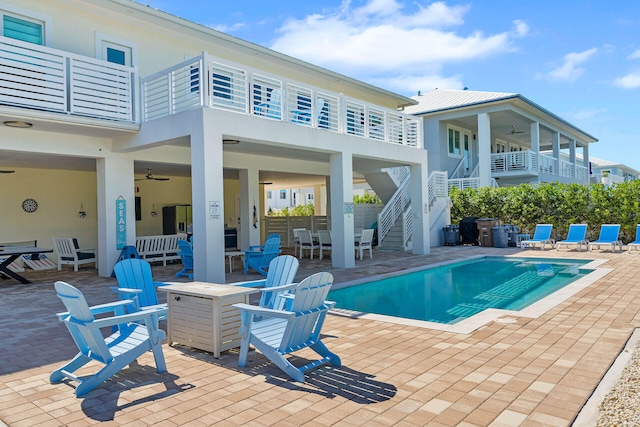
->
<box><xmin>328</xmin><ymin>256</ymin><xmax>592</xmax><ymax>325</ymax></box>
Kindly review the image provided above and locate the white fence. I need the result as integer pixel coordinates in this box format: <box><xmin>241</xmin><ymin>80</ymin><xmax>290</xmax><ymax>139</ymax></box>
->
<box><xmin>141</xmin><ymin>52</ymin><xmax>423</xmax><ymax>148</ymax></box>
<box><xmin>0</xmin><ymin>36</ymin><xmax>135</xmax><ymax>122</ymax></box>
<box><xmin>490</xmin><ymin>150</ymin><xmax>588</xmax><ymax>183</ymax></box>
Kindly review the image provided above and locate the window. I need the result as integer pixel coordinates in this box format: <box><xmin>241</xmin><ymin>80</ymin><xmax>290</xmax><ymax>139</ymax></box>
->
<box><xmin>96</xmin><ymin>33</ymin><xmax>136</xmax><ymax>67</ymax></box>
<box><xmin>279</xmin><ymin>190</ymin><xmax>287</xmax><ymax>200</ymax></box>
<box><xmin>463</xmin><ymin>132</ymin><xmax>471</xmax><ymax>171</ymax></box>
<box><xmin>267</xmin><ymin>191</ymin><xmax>273</xmax><ymax>199</ymax></box>
<box><xmin>448</xmin><ymin>126</ymin><xmax>461</xmax><ymax>157</ymax></box>
<box><xmin>3</xmin><ymin>14</ymin><xmax>43</xmax><ymax>45</ymax></box>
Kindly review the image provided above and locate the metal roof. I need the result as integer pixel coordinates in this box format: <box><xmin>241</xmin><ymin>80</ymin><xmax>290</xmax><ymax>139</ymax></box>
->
<box><xmin>403</xmin><ymin>89</ymin><xmax>517</xmax><ymax>115</ymax></box>
<box><xmin>405</xmin><ymin>89</ymin><xmax>598</xmax><ymax>143</ymax></box>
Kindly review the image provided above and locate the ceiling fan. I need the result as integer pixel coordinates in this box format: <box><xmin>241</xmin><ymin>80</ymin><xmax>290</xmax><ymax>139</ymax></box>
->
<box><xmin>506</xmin><ymin>125</ymin><xmax>525</xmax><ymax>135</ymax></box>
<box><xmin>136</xmin><ymin>168</ymin><xmax>170</xmax><ymax>181</ymax></box>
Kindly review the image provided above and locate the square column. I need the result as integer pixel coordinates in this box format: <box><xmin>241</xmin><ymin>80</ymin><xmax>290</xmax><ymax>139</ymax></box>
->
<box><xmin>477</xmin><ymin>113</ymin><xmax>491</xmax><ymax>187</ymax></box>
<box><xmin>410</xmin><ymin>162</ymin><xmax>430</xmax><ymax>255</ymax></box>
<box><xmin>530</xmin><ymin>122</ymin><xmax>540</xmax><ymax>153</ymax></box>
<box><xmin>191</xmin><ymin>117</ymin><xmax>225</xmax><ymax>283</ymax></box>
<box><xmin>329</xmin><ymin>152</ymin><xmax>355</xmax><ymax>268</ymax></box>
<box><xmin>239</xmin><ymin>168</ymin><xmax>261</xmax><ymax>249</ymax></box>
<box><xmin>96</xmin><ymin>157</ymin><xmax>135</xmax><ymax>277</ymax></box>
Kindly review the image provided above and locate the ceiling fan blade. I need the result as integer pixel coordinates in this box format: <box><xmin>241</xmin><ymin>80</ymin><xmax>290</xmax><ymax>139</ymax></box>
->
<box><xmin>152</xmin><ymin>177</ymin><xmax>170</xmax><ymax>181</ymax></box>
<box><xmin>0</xmin><ymin>170</ymin><xmax>15</xmax><ymax>173</ymax></box>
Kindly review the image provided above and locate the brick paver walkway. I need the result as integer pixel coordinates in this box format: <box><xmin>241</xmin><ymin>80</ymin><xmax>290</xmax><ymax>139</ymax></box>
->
<box><xmin>0</xmin><ymin>246</ymin><xmax>635</xmax><ymax>426</ymax></box>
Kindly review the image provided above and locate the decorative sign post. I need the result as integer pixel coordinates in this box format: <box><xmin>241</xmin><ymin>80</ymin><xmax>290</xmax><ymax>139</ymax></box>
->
<box><xmin>116</xmin><ymin>197</ymin><xmax>126</xmax><ymax>249</ymax></box>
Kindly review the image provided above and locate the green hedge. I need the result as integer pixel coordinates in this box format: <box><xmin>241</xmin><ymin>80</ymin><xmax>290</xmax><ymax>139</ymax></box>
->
<box><xmin>449</xmin><ymin>181</ymin><xmax>640</xmax><ymax>243</ymax></box>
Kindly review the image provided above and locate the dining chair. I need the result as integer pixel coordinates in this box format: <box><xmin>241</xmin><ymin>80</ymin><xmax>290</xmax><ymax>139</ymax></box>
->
<box><xmin>355</xmin><ymin>229</ymin><xmax>374</xmax><ymax>260</ymax></box>
<box><xmin>298</xmin><ymin>230</ymin><xmax>320</xmax><ymax>259</ymax></box>
<box><xmin>317</xmin><ymin>230</ymin><xmax>332</xmax><ymax>260</ymax></box>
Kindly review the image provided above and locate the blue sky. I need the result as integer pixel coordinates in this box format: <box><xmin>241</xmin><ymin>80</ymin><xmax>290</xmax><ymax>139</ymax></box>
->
<box><xmin>143</xmin><ymin>0</ymin><xmax>640</xmax><ymax>170</ymax></box>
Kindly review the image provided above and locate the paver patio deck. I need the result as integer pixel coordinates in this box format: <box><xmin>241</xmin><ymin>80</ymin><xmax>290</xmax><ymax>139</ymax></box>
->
<box><xmin>0</xmin><ymin>245</ymin><xmax>635</xmax><ymax>426</ymax></box>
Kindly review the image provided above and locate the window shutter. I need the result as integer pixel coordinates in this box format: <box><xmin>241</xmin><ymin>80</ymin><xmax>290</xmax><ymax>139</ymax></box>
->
<box><xmin>3</xmin><ymin>15</ymin><xmax>43</xmax><ymax>45</ymax></box>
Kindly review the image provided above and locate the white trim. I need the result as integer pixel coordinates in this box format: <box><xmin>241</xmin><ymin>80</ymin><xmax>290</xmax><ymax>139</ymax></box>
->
<box><xmin>95</xmin><ymin>32</ymin><xmax>138</xmax><ymax>66</ymax></box>
<box><xmin>0</xmin><ymin>3</ymin><xmax>53</xmax><ymax>46</ymax></box>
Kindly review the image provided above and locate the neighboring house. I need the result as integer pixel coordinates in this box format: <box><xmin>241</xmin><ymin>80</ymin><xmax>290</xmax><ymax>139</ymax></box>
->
<box><xmin>405</xmin><ymin>89</ymin><xmax>598</xmax><ymax>189</ymax></box>
<box><xmin>588</xmin><ymin>156</ymin><xmax>640</xmax><ymax>185</ymax></box>
<box><xmin>266</xmin><ymin>188</ymin><xmax>315</xmax><ymax>212</ymax></box>
<box><xmin>0</xmin><ymin>0</ymin><xmax>429</xmax><ymax>282</ymax></box>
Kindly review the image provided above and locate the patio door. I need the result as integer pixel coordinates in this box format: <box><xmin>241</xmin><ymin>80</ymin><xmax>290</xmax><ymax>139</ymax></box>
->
<box><xmin>463</xmin><ymin>131</ymin><xmax>472</xmax><ymax>175</ymax></box>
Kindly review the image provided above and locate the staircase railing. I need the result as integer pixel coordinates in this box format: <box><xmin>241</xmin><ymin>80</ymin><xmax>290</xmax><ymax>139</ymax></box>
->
<box><xmin>449</xmin><ymin>158</ymin><xmax>466</xmax><ymax>179</ymax></box>
<box><xmin>377</xmin><ymin>177</ymin><xmax>411</xmax><ymax>245</ymax></box>
<box><xmin>402</xmin><ymin>206</ymin><xmax>413</xmax><ymax>250</ymax></box>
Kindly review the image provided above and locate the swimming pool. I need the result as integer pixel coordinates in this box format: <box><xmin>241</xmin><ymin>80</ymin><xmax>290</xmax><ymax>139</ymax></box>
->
<box><xmin>328</xmin><ymin>256</ymin><xmax>598</xmax><ymax>328</ymax></box>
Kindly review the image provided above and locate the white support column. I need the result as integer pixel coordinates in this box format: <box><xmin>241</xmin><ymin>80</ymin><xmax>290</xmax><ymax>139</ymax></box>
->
<box><xmin>530</xmin><ymin>122</ymin><xmax>540</xmax><ymax>153</ymax></box>
<box><xmin>531</xmin><ymin>122</ymin><xmax>540</xmax><ymax>174</ymax></box>
<box><xmin>569</xmin><ymin>139</ymin><xmax>576</xmax><ymax>178</ymax></box>
<box><xmin>582</xmin><ymin>143</ymin><xmax>589</xmax><ymax>167</ymax></box>
<box><xmin>96</xmin><ymin>157</ymin><xmax>135</xmax><ymax>277</ymax></box>
<box><xmin>477</xmin><ymin>113</ymin><xmax>491</xmax><ymax>187</ymax></box>
<box><xmin>191</xmin><ymin>117</ymin><xmax>225</xmax><ymax>283</ymax></box>
<box><xmin>313</xmin><ymin>184</ymin><xmax>323</xmax><ymax>216</ymax></box>
<box><xmin>552</xmin><ymin>132</ymin><xmax>560</xmax><ymax>176</ymax></box>
<box><xmin>410</xmin><ymin>162</ymin><xmax>430</xmax><ymax>255</ymax></box>
<box><xmin>239</xmin><ymin>168</ymin><xmax>261</xmax><ymax>249</ymax></box>
<box><xmin>329</xmin><ymin>152</ymin><xmax>355</xmax><ymax>269</ymax></box>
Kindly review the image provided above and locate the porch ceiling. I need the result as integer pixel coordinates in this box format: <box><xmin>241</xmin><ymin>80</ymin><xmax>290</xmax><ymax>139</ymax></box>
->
<box><xmin>451</xmin><ymin>110</ymin><xmax>584</xmax><ymax>150</ymax></box>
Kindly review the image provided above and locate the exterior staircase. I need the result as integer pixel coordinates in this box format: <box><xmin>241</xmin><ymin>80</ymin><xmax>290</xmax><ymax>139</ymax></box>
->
<box><xmin>363</xmin><ymin>166</ymin><xmax>449</xmax><ymax>250</ymax></box>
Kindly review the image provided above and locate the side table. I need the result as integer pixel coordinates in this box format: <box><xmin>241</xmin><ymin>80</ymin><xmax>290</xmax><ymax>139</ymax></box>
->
<box><xmin>224</xmin><ymin>251</ymin><xmax>245</xmax><ymax>273</ymax></box>
<box><xmin>158</xmin><ymin>282</ymin><xmax>258</xmax><ymax>358</ymax></box>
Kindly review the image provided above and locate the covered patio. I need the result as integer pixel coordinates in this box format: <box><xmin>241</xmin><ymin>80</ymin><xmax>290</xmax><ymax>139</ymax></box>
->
<box><xmin>0</xmin><ymin>245</ymin><xmax>636</xmax><ymax>425</ymax></box>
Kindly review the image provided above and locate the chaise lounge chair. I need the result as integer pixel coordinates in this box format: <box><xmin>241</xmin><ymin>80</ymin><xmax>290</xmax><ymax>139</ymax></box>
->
<box><xmin>556</xmin><ymin>224</ymin><xmax>588</xmax><ymax>251</ymax></box>
<box><xmin>628</xmin><ymin>224</ymin><xmax>640</xmax><ymax>253</ymax></box>
<box><xmin>520</xmin><ymin>224</ymin><xmax>554</xmax><ymax>250</ymax></box>
<box><xmin>588</xmin><ymin>224</ymin><xmax>622</xmax><ymax>252</ymax></box>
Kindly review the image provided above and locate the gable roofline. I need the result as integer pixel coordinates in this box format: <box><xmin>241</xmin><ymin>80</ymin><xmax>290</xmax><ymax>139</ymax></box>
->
<box><xmin>99</xmin><ymin>0</ymin><xmax>417</xmax><ymax>108</ymax></box>
<box><xmin>407</xmin><ymin>89</ymin><xmax>597</xmax><ymax>143</ymax></box>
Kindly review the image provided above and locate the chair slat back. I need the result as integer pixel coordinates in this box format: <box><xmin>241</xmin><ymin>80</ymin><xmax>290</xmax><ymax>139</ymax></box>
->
<box><xmin>318</xmin><ymin>230</ymin><xmax>332</xmax><ymax>246</ymax></box>
<box><xmin>532</xmin><ymin>224</ymin><xmax>553</xmax><ymax>240</ymax></box>
<box><xmin>54</xmin><ymin>281</ymin><xmax>112</xmax><ymax>363</ymax></box>
<box><xmin>566</xmin><ymin>224</ymin><xmax>587</xmax><ymax>240</ymax></box>
<box><xmin>298</xmin><ymin>230</ymin><xmax>314</xmax><ymax>246</ymax></box>
<box><xmin>260</xmin><ymin>255</ymin><xmax>299</xmax><ymax>309</ymax></box>
<box><xmin>635</xmin><ymin>224</ymin><xmax>640</xmax><ymax>242</ymax></box>
<box><xmin>53</xmin><ymin>238</ymin><xmax>75</xmax><ymax>257</ymax></box>
<box><xmin>598</xmin><ymin>224</ymin><xmax>620</xmax><ymax>241</ymax></box>
<box><xmin>114</xmin><ymin>259</ymin><xmax>158</xmax><ymax>307</ymax></box>
<box><xmin>359</xmin><ymin>229</ymin><xmax>374</xmax><ymax>246</ymax></box>
<box><xmin>177</xmin><ymin>240</ymin><xmax>194</xmax><ymax>269</ymax></box>
<box><xmin>280</xmin><ymin>272</ymin><xmax>333</xmax><ymax>351</ymax></box>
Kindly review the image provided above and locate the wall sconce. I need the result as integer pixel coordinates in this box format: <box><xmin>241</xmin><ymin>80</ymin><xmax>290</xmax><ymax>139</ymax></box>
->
<box><xmin>151</xmin><ymin>204</ymin><xmax>158</xmax><ymax>217</ymax></box>
<box><xmin>78</xmin><ymin>203</ymin><xmax>87</xmax><ymax>218</ymax></box>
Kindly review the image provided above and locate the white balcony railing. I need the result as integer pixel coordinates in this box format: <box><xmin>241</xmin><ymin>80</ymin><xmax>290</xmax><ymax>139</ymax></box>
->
<box><xmin>489</xmin><ymin>150</ymin><xmax>588</xmax><ymax>183</ymax></box>
<box><xmin>0</xmin><ymin>36</ymin><xmax>135</xmax><ymax>122</ymax></box>
<box><xmin>141</xmin><ymin>52</ymin><xmax>422</xmax><ymax>148</ymax></box>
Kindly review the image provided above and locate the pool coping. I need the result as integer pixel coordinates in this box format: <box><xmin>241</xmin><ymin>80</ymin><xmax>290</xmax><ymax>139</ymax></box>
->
<box><xmin>330</xmin><ymin>255</ymin><xmax>612</xmax><ymax>334</ymax></box>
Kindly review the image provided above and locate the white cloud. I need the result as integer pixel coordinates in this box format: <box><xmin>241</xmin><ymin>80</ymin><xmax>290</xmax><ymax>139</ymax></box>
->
<box><xmin>613</xmin><ymin>72</ymin><xmax>640</xmax><ymax>89</ymax></box>
<box><xmin>546</xmin><ymin>48</ymin><xmax>598</xmax><ymax>82</ymax></box>
<box><xmin>628</xmin><ymin>49</ymin><xmax>640</xmax><ymax>60</ymax></box>
<box><xmin>211</xmin><ymin>22</ymin><xmax>246</xmax><ymax>33</ymax></box>
<box><xmin>268</xmin><ymin>0</ymin><xmax>528</xmax><ymax>93</ymax></box>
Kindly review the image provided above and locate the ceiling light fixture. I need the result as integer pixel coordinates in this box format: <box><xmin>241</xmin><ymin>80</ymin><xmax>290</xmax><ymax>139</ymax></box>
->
<box><xmin>4</xmin><ymin>120</ymin><xmax>33</xmax><ymax>128</ymax></box>
<box><xmin>223</xmin><ymin>139</ymin><xmax>240</xmax><ymax>144</ymax></box>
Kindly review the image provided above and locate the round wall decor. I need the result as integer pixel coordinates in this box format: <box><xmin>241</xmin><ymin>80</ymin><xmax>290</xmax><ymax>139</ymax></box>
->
<box><xmin>22</xmin><ymin>198</ymin><xmax>38</xmax><ymax>213</ymax></box>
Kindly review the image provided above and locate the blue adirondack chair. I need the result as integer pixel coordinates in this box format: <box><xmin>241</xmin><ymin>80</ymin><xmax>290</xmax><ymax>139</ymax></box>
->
<box><xmin>233</xmin><ymin>272</ymin><xmax>341</xmax><ymax>382</ymax></box>
<box><xmin>50</xmin><ymin>281</ymin><xmax>167</xmax><ymax>397</ymax></box>
<box><xmin>588</xmin><ymin>224</ymin><xmax>622</xmax><ymax>252</ymax></box>
<box><xmin>520</xmin><ymin>224</ymin><xmax>554</xmax><ymax>250</ymax></box>
<box><xmin>555</xmin><ymin>224</ymin><xmax>589</xmax><ymax>251</ymax></box>
<box><xmin>628</xmin><ymin>225</ymin><xmax>640</xmax><ymax>253</ymax></box>
<box><xmin>244</xmin><ymin>234</ymin><xmax>281</xmax><ymax>276</ymax></box>
<box><xmin>112</xmin><ymin>258</ymin><xmax>168</xmax><ymax>319</ymax></box>
<box><xmin>231</xmin><ymin>255</ymin><xmax>299</xmax><ymax>309</ymax></box>
<box><xmin>176</xmin><ymin>239</ymin><xmax>193</xmax><ymax>279</ymax></box>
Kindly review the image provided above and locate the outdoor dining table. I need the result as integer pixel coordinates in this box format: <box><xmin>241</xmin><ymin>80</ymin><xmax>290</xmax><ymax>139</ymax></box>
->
<box><xmin>0</xmin><ymin>246</ymin><xmax>53</xmax><ymax>284</ymax></box>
